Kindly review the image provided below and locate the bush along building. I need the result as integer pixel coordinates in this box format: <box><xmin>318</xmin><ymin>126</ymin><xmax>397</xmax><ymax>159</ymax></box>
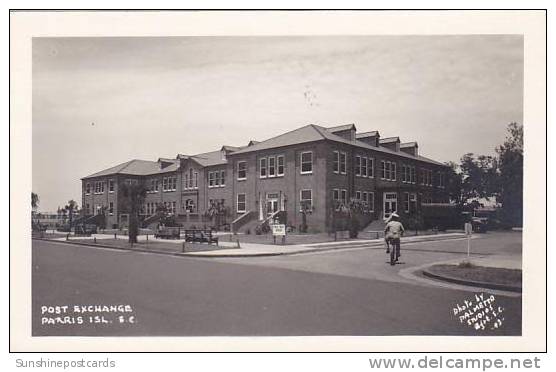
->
<box><xmin>81</xmin><ymin>124</ymin><xmax>450</xmax><ymax>234</ymax></box>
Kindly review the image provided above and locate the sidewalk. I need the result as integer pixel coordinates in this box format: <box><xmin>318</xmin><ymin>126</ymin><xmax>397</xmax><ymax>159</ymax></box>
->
<box><xmin>48</xmin><ymin>231</ymin><xmax>469</xmax><ymax>258</ymax></box>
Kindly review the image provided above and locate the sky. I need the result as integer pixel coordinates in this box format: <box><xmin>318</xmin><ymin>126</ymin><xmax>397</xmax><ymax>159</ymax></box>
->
<box><xmin>32</xmin><ymin>36</ymin><xmax>523</xmax><ymax>212</ymax></box>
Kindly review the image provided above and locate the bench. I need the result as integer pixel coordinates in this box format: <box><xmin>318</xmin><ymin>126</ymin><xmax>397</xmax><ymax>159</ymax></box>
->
<box><xmin>184</xmin><ymin>229</ymin><xmax>219</xmax><ymax>245</ymax></box>
<box><xmin>72</xmin><ymin>224</ymin><xmax>97</xmax><ymax>236</ymax></box>
<box><xmin>155</xmin><ymin>226</ymin><xmax>181</xmax><ymax>239</ymax></box>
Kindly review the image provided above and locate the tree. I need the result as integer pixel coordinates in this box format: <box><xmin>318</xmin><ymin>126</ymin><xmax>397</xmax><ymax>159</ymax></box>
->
<box><xmin>496</xmin><ymin>122</ymin><xmax>523</xmax><ymax>226</ymax></box>
<box><xmin>459</xmin><ymin>153</ymin><xmax>499</xmax><ymax>202</ymax></box>
<box><xmin>63</xmin><ymin>200</ymin><xmax>79</xmax><ymax>230</ymax></box>
<box><xmin>120</xmin><ymin>182</ymin><xmax>147</xmax><ymax>244</ymax></box>
<box><xmin>31</xmin><ymin>192</ymin><xmax>39</xmax><ymax>211</ymax></box>
<box><xmin>445</xmin><ymin>161</ymin><xmax>464</xmax><ymax>206</ymax></box>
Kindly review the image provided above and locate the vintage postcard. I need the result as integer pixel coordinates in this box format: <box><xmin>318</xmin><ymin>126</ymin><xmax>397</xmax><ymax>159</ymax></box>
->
<box><xmin>10</xmin><ymin>10</ymin><xmax>546</xmax><ymax>352</ymax></box>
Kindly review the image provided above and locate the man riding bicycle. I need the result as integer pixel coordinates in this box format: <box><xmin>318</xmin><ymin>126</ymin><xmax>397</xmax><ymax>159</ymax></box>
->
<box><xmin>384</xmin><ymin>212</ymin><xmax>405</xmax><ymax>265</ymax></box>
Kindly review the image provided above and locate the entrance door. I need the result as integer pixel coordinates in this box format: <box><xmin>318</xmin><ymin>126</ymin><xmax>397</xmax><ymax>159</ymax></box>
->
<box><xmin>383</xmin><ymin>192</ymin><xmax>398</xmax><ymax>219</ymax></box>
<box><xmin>266</xmin><ymin>193</ymin><xmax>279</xmax><ymax>217</ymax></box>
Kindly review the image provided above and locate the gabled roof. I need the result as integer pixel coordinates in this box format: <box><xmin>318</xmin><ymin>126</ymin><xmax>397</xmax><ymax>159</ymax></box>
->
<box><xmin>82</xmin><ymin>158</ymin><xmax>180</xmax><ymax>179</ymax></box>
<box><xmin>327</xmin><ymin>123</ymin><xmax>356</xmax><ymax>133</ymax></box>
<box><xmin>356</xmin><ymin>131</ymin><xmax>379</xmax><ymax>138</ymax></box>
<box><xmin>189</xmin><ymin>150</ymin><xmax>228</xmax><ymax>167</ymax></box>
<box><xmin>229</xmin><ymin>125</ymin><xmax>328</xmax><ymax>155</ymax></box>
<box><xmin>379</xmin><ymin>136</ymin><xmax>400</xmax><ymax>144</ymax></box>
<box><xmin>221</xmin><ymin>145</ymin><xmax>242</xmax><ymax>152</ymax></box>
<box><xmin>229</xmin><ymin>124</ymin><xmax>445</xmax><ymax>166</ymax></box>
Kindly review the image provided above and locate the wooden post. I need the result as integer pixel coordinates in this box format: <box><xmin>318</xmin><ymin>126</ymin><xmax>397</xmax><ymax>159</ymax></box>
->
<box><xmin>114</xmin><ymin>233</ymin><xmax>117</xmax><ymax>239</ymax></box>
<box><xmin>182</xmin><ymin>242</ymin><xmax>185</xmax><ymax>253</ymax></box>
<box><xmin>94</xmin><ymin>237</ymin><xmax>97</xmax><ymax>244</ymax></box>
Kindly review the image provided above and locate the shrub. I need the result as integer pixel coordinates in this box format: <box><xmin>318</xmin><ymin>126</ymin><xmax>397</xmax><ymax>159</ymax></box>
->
<box><xmin>458</xmin><ymin>260</ymin><xmax>475</xmax><ymax>269</ymax></box>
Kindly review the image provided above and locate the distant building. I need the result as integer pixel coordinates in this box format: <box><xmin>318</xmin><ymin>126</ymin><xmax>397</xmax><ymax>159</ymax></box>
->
<box><xmin>81</xmin><ymin>124</ymin><xmax>449</xmax><ymax>232</ymax></box>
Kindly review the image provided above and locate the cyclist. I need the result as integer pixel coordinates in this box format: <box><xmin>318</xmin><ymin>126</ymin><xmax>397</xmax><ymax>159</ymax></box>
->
<box><xmin>384</xmin><ymin>212</ymin><xmax>405</xmax><ymax>265</ymax></box>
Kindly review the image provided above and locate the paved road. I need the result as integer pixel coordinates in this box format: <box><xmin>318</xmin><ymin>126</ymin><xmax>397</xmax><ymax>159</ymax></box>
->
<box><xmin>32</xmin><ymin>233</ymin><xmax>521</xmax><ymax>337</ymax></box>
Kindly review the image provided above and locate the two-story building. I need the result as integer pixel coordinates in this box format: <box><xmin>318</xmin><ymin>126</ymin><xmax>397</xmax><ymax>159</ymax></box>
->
<box><xmin>81</xmin><ymin>123</ymin><xmax>449</xmax><ymax>232</ymax></box>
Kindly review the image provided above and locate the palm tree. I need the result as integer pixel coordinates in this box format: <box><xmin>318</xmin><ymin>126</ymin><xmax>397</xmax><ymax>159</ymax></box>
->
<box><xmin>31</xmin><ymin>192</ymin><xmax>39</xmax><ymax>211</ymax></box>
<box><xmin>63</xmin><ymin>200</ymin><xmax>78</xmax><ymax>230</ymax></box>
<box><xmin>120</xmin><ymin>182</ymin><xmax>147</xmax><ymax>244</ymax></box>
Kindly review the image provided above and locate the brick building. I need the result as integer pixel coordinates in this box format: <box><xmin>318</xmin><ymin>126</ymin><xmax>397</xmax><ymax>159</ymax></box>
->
<box><xmin>81</xmin><ymin>124</ymin><xmax>449</xmax><ymax>232</ymax></box>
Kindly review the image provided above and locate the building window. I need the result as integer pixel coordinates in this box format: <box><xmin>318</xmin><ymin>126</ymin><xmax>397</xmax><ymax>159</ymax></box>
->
<box><xmin>237</xmin><ymin>194</ymin><xmax>246</xmax><ymax>213</ymax></box>
<box><xmin>188</xmin><ymin>168</ymin><xmax>194</xmax><ymax>188</ymax></box>
<box><xmin>410</xmin><ymin>193</ymin><xmax>417</xmax><ymax>211</ymax></box>
<box><xmin>268</xmin><ymin>156</ymin><xmax>276</xmax><ymax>177</ymax></box>
<box><xmin>355</xmin><ymin>156</ymin><xmax>361</xmax><ymax>176</ymax></box>
<box><xmin>438</xmin><ymin>172</ymin><xmax>445</xmax><ymax>188</ymax></box>
<box><xmin>421</xmin><ymin>169</ymin><xmax>432</xmax><ymax>186</ymax></box>
<box><xmin>362</xmin><ymin>191</ymin><xmax>368</xmax><ymax>204</ymax></box>
<box><xmin>208</xmin><ymin>171</ymin><xmax>215</xmax><ymax>187</ymax></box>
<box><xmin>220</xmin><ymin>170</ymin><xmax>226</xmax><ymax>186</ymax></box>
<box><xmin>194</xmin><ymin>172</ymin><xmax>198</xmax><ymax>189</ymax></box>
<box><xmin>368</xmin><ymin>192</ymin><xmax>375</xmax><ymax>212</ymax></box>
<box><xmin>108</xmin><ymin>179</ymin><xmax>114</xmax><ymax>193</ymax></box>
<box><xmin>183</xmin><ymin>173</ymin><xmax>189</xmax><ymax>190</ymax></box>
<box><xmin>368</xmin><ymin>158</ymin><xmax>374</xmax><ymax>178</ymax></box>
<box><xmin>277</xmin><ymin>155</ymin><xmax>285</xmax><ymax>176</ymax></box>
<box><xmin>339</xmin><ymin>152</ymin><xmax>347</xmax><ymax>174</ymax></box>
<box><xmin>184</xmin><ymin>199</ymin><xmax>196</xmax><ymax>213</ymax></box>
<box><xmin>333</xmin><ymin>151</ymin><xmax>339</xmax><ymax>173</ymax></box>
<box><xmin>300</xmin><ymin>151</ymin><xmax>313</xmax><ymax>174</ymax></box>
<box><xmin>109</xmin><ymin>202</ymin><xmax>114</xmax><ymax>215</ymax></box>
<box><xmin>300</xmin><ymin>189</ymin><xmax>313</xmax><ymax>211</ymax></box>
<box><xmin>85</xmin><ymin>183</ymin><xmax>90</xmax><ymax>194</ymax></box>
<box><xmin>162</xmin><ymin>177</ymin><xmax>168</xmax><ymax>191</ymax></box>
<box><xmin>332</xmin><ymin>189</ymin><xmax>339</xmax><ymax>201</ymax></box>
<box><xmin>381</xmin><ymin>161</ymin><xmax>396</xmax><ymax>181</ymax></box>
<box><xmin>361</xmin><ymin>157</ymin><xmax>368</xmax><ymax>177</ymax></box>
<box><xmin>391</xmin><ymin>162</ymin><xmax>397</xmax><ymax>181</ymax></box>
<box><xmin>340</xmin><ymin>189</ymin><xmax>348</xmax><ymax>205</ymax></box>
<box><xmin>404</xmin><ymin>192</ymin><xmax>410</xmax><ymax>213</ymax></box>
<box><xmin>259</xmin><ymin>158</ymin><xmax>267</xmax><ymax>178</ymax></box>
<box><xmin>355</xmin><ymin>191</ymin><xmax>361</xmax><ymax>200</ymax></box>
<box><xmin>238</xmin><ymin>161</ymin><xmax>247</xmax><ymax>180</ymax></box>
<box><xmin>86</xmin><ymin>203</ymin><xmax>90</xmax><ymax>215</ymax></box>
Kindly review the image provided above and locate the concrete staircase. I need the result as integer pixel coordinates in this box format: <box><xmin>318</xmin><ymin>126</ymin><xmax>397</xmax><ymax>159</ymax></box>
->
<box><xmin>362</xmin><ymin>218</ymin><xmax>386</xmax><ymax>231</ymax></box>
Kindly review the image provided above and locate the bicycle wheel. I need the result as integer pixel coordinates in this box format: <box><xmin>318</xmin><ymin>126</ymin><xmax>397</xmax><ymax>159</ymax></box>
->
<box><xmin>390</xmin><ymin>246</ymin><xmax>396</xmax><ymax>265</ymax></box>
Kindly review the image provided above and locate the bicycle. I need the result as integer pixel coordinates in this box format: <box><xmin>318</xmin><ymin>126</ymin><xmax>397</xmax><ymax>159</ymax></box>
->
<box><xmin>389</xmin><ymin>237</ymin><xmax>401</xmax><ymax>266</ymax></box>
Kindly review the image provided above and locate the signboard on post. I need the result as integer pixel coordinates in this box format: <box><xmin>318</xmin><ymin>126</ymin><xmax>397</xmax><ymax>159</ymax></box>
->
<box><xmin>464</xmin><ymin>222</ymin><xmax>473</xmax><ymax>257</ymax></box>
<box><xmin>272</xmin><ymin>224</ymin><xmax>286</xmax><ymax>236</ymax></box>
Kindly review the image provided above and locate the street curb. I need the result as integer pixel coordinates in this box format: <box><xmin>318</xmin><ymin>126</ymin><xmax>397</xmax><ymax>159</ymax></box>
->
<box><xmin>33</xmin><ymin>233</ymin><xmax>471</xmax><ymax>259</ymax></box>
<box><xmin>32</xmin><ymin>237</ymin><xmax>381</xmax><ymax>258</ymax></box>
<box><xmin>421</xmin><ymin>268</ymin><xmax>522</xmax><ymax>293</ymax></box>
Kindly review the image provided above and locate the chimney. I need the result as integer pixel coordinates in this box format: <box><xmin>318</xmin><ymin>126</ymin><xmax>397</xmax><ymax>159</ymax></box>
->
<box><xmin>400</xmin><ymin>142</ymin><xmax>419</xmax><ymax>157</ymax></box>
<box><xmin>379</xmin><ymin>137</ymin><xmax>401</xmax><ymax>152</ymax></box>
<box><xmin>356</xmin><ymin>131</ymin><xmax>380</xmax><ymax>147</ymax></box>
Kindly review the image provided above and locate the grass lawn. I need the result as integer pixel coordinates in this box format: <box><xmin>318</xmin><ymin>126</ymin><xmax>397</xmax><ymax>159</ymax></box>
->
<box><xmin>68</xmin><ymin>238</ymin><xmax>234</xmax><ymax>254</ymax></box>
<box><xmin>427</xmin><ymin>264</ymin><xmax>522</xmax><ymax>288</ymax></box>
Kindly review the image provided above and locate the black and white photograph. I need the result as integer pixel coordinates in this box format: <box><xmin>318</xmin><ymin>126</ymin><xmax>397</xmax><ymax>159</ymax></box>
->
<box><xmin>10</xmin><ymin>10</ymin><xmax>547</xmax><ymax>353</ymax></box>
